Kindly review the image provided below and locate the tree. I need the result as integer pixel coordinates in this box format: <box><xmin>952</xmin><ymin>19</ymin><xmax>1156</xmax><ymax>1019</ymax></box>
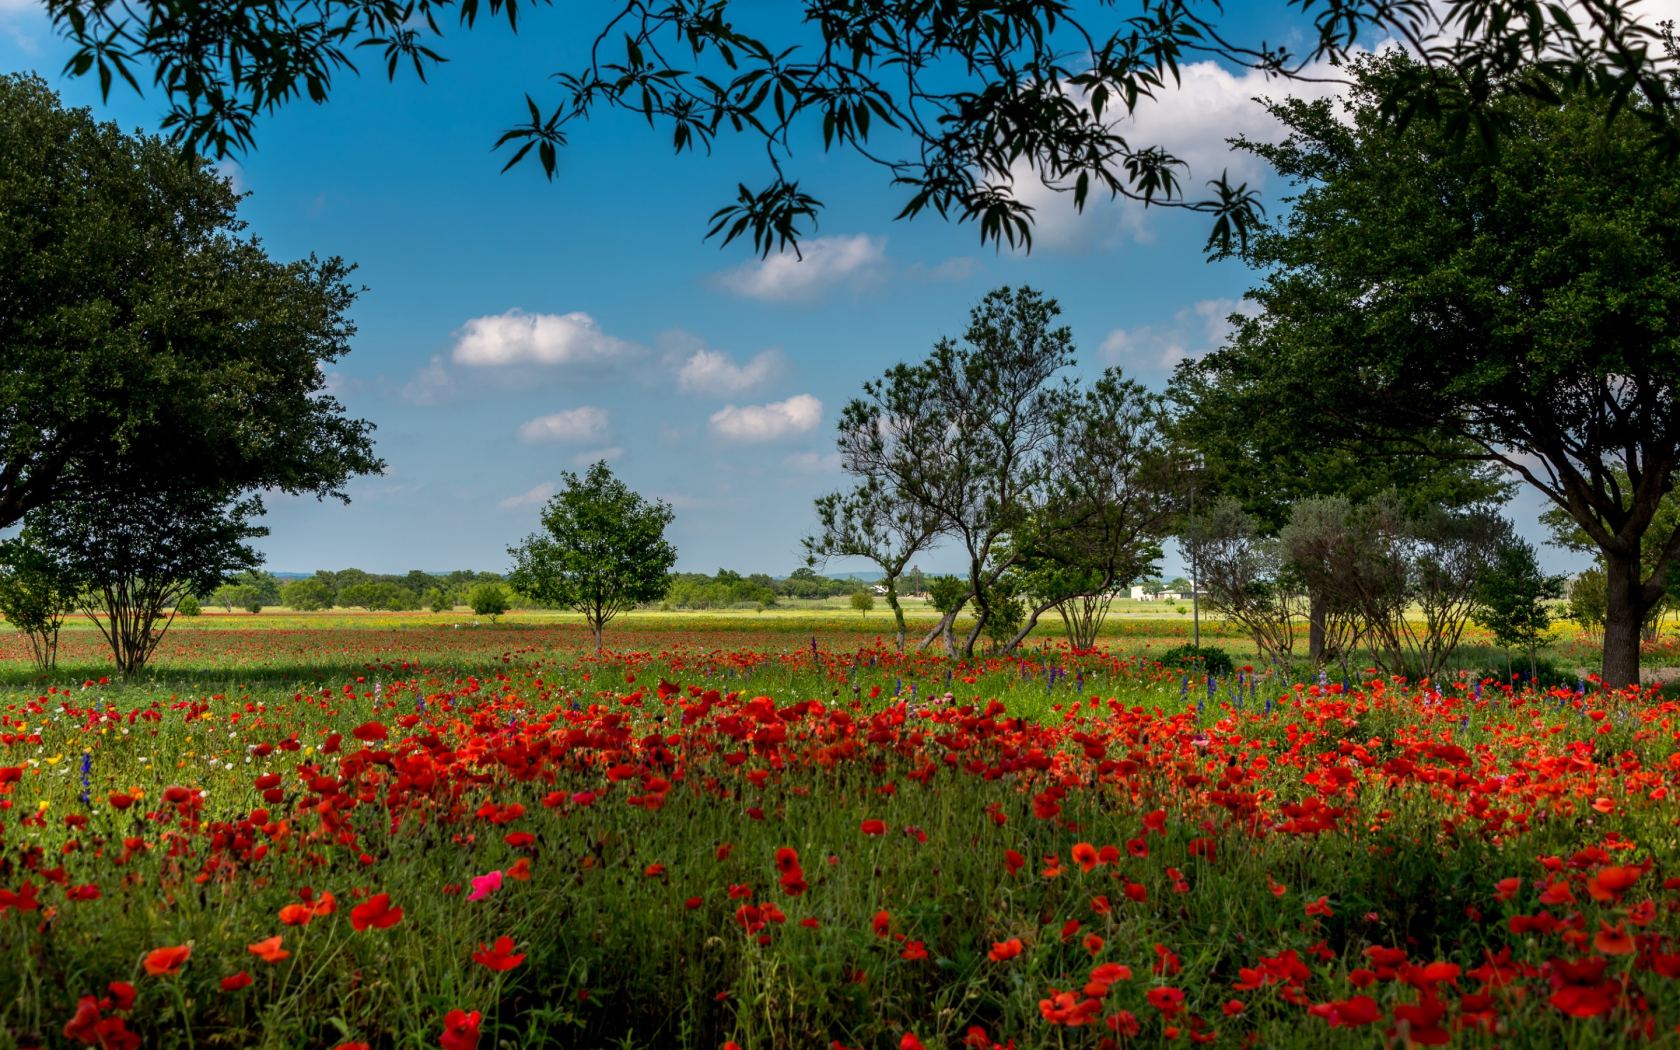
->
<box><xmin>850</xmin><ymin>590</ymin><xmax>875</xmax><ymax>617</ymax></box>
<box><xmin>423</xmin><ymin>587</ymin><xmax>448</xmax><ymax>613</ymax></box>
<box><xmin>0</xmin><ymin>532</ymin><xmax>81</xmax><ymax>670</ymax></box>
<box><xmin>27</xmin><ymin>482</ymin><xmax>265</xmax><ymax>676</ymax></box>
<box><xmin>39</xmin><ymin>2</ymin><xmax>1680</xmax><ymax>258</ymax></box>
<box><xmin>0</xmin><ymin>75</ymin><xmax>382</xmax><ymax>532</ymax></box>
<box><xmin>1568</xmin><ymin>569</ymin><xmax>1608</xmax><ymax>641</ymax></box>
<box><xmin>175</xmin><ymin>594</ymin><xmax>201</xmax><ymax>617</ymax></box>
<box><xmin>804</xmin><ymin>478</ymin><xmax>940</xmax><ymax>651</ymax></box>
<box><xmin>840</xmin><ymin>287</ymin><xmax>1077</xmax><ymax>658</ymax></box>
<box><xmin>1474</xmin><ymin>539</ymin><xmax>1567</xmax><ymax>683</ymax></box>
<box><xmin>507</xmin><ymin>461</ymin><xmax>677</xmax><ymax>648</ymax></box>
<box><xmin>1279</xmin><ymin>493</ymin><xmax>1509</xmax><ymax>677</ymax></box>
<box><xmin>468</xmin><ymin>583</ymin><xmax>511</xmax><ymax>622</ymax></box>
<box><xmin>999</xmin><ymin>370</ymin><xmax>1176</xmax><ymax>653</ymax></box>
<box><xmin>1182</xmin><ymin>499</ymin><xmax>1302</xmax><ymax>662</ymax></box>
<box><xmin>282</xmin><ymin>577</ymin><xmax>337</xmax><ymax>611</ymax></box>
<box><xmin>924</xmin><ymin>575</ymin><xmax>970</xmax><ymax>656</ymax></box>
<box><xmin>1169</xmin><ymin>351</ymin><xmax>1512</xmax><ymax>663</ymax></box>
<box><xmin>1187</xmin><ymin>53</ymin><xmax>1680</xmax><ymax>688</ymax></box>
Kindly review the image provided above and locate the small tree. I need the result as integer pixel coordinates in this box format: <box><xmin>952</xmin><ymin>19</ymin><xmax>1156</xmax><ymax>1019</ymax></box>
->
<box><xmin>175</xmin><ymin>594</ymin><xmax>202</xmax><ymax>617</ymax></box>
<box><xmin>508</xmin><ymin>461</ymin><xmax>677</xmax><ymax>649</ymax></box>
<box><xmin>423</xmin><ymin>587</ymin><xmax>447</xmax><ymax>613</ymax></box>
<box><xmin>804</xmin><ymin>477</ymin><xmax>939</xmax><ymax>651</ymax></box>
<box><xmin>281</xmin><ymin>576</ymin><xmax>336</xmax><ymax>611</ymax></box>
<box><xmin>468</xmin><ymin>583</ymin><xmax>511</xmax><ymax>622</ymax></box>
<box><xmin>923</xmin><ymin>575</ymin><xmax>970</xmax><ymax>655</ymax></box>
<box><xmin>1473</xmin><ymin>539</ymin><xmax>1566</xmax><ymax>683</ymax></box>
<box><xmin>28</xmin><ymin>484</ymin><xmax>265</xmax><ymax>677</ymax></box>
<box><xmin>0</xmin><ymin>533</ymin><xmax>81</xmax><ymax>670</ymax></box>
<box><xmin>850</xmin><ymin>590</ymin><xmax>875</xmax><ymax>616</ymax></box>
<box><xmin>1568</xmin><ymin>569</ymin><xmax>1607</xmax><ymax>640</ymax></box>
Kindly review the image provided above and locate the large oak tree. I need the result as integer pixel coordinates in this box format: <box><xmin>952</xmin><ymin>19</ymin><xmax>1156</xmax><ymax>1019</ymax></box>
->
<box><xmin>1182</xmin><ymin>53</ymin><xmax>1680</xmax><ymax>688</ymax></box>
<box><xmin>0</xmin><ymin>73</ymin><xmax>381</xmax><ymax>529</ymax></box>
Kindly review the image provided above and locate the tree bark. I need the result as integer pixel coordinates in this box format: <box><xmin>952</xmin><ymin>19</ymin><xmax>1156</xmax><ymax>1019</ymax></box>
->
<box><xmin>1002</xmin><ymin>600</ymin><xmax>1057</xmax><ymax>654</ymax></box>
<box><xmin>884</xmin><ymin>576</ymin><xmax>906</xmax><ymax>652</ymax></box>
<box><xmin>1308</xmin><ymin>589</ymin><xmax>1327</xmax><ymax>664</ymax></box>
<box><xmin>1602</xmin><ymin>548</ymin><xmax>1648</xmax><ymax>689</ymax></box>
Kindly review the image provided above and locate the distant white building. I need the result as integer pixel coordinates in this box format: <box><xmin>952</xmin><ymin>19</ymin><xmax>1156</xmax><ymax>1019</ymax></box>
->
<box><xmin>1130</xmin><ymin>586</ymin><xmax>1185</xmax><ymax>601</ymax></box>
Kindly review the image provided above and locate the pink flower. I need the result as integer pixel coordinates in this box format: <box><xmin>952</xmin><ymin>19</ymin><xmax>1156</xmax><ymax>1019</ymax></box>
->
<box><xmin>466</xmin><ymin>871</ymin><xmax>503</xmax><ymax>902</ymax></box>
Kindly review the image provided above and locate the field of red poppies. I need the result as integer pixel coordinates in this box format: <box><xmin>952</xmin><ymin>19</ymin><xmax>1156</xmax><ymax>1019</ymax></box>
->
<box><xmin>0</xmin><ymin>625</ymin><xmax>1676</xmax><ymax>1049</ymax></box>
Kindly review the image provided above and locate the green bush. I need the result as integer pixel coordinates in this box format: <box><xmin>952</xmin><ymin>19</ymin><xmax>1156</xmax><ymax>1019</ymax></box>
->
<box><xmin>468</xmin><ymin>582</ymin><xmax>510</xmax><ymax>621</ymax></box>
<box><xmin>1157</xmin><ymin>643</ymin><xmax>1234</xmax><ymax>676</ymax></box>
<box><xmin>175</xmin><ymin>594</ymin><xmax>201</xmax><ymax>616</ymax></box>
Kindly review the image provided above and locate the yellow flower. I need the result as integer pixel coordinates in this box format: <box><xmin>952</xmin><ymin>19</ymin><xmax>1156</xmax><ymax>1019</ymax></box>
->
<box><xmin>44</xmin><ymin>754</ymin><xmax>62</xmax><ymax>765</ymax></box>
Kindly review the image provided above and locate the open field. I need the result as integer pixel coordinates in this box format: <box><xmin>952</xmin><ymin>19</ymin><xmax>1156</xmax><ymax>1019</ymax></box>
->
<box><xmin>1</xmin><ymin>615</ymin><xmax>1678</xmax><ymax>1049</ymax></box>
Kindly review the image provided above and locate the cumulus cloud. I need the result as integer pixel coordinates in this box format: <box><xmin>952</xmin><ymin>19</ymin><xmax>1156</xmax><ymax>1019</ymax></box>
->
<box><xmin>1100</xmin><ymin>297</ymin><xmax>1260</xmax><ymax>372</ymax></box>
<box><xmin>711</xmin><ymin>235</ymin><xmax>888</xmax><ymax>304</ymax></box>
<box><xmin>783</xmin><ymin>451</ymin><xmax>843</xmax><ymax>473</ymax></box>
<box><xmin>709</xmin><ymin>394</ymin><xmax>824</xmax><ymax>442</ymax></box>
<box><xmin>516</xmin><ymin>406</ymin><xmax>611</xmax><ymax>444</ymax></box>
<box><xmin>399</xmin><ymin>355</ymin><xmax>457</xmax><ymax>405</ymax></box>
<box><xmin>571</xmin><ymin>447</ymin><xmax>625</xmax><ymax>467</ymax></box>
<box><xmin>453</xmin><ymin>309</ymin><xmax>642</xmax><ymax>368</ymax></box>
<box><xmin>497</xmin><ymin>482</ymin><xmax>556</xmax><ymax>511</ymax></box>
<box><xmin>677</xmin><ymin>345</ymin><xmax>787</xmax><ymax>397</ymax></box>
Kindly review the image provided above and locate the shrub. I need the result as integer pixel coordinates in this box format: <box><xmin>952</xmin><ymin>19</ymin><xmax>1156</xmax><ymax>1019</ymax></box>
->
<box><xmin>468</xmin><ymin>583</ymin><xmax>510</xmax><ymax>621</ymax></box>
<box><xmin>1157</xmin><ymin>643</ymin><xmax>1234</xmax><ymax>676</ymax></box>
<box><xmin>850</xmin><ymin>590</ymin><xmax>875</xmax><ymax>616</ymax></box>
<box><xmin>175</xmin><ymin>594</ymin><xmax>201</xmax><ymax>616</ymax></box>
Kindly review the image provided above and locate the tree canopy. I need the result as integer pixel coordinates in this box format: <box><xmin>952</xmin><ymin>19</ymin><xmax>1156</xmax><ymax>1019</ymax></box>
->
<box><xmin>1176</xmin><ymin>52</ymin><xmax>1680</xmax><ymax>687</ymax></box>
<box><xmin>0</xmin><ymin>73</ymin><xmax>382</xmax><ymax>531</ymax></box>
<box><xmin>36</xmin><ymin>1</ymin><xmax>1680</xmax><ymax>254</ymax></box>
<box><xmin>507</xmin><ymin>461</ymin><xmax>677</xmax><ymax>648</ymax></box>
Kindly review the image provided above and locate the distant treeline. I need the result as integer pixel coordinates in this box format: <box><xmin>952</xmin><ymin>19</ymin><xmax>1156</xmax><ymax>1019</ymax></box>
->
<box><xmin>205</xmin><ymin>565</ymin><xmax>921</xmax><ymax>613</ymax></box>
<box><xmin>207</xmin><ymin>569</ymin><xmax>510</xmax><ymax>612</ymax></box>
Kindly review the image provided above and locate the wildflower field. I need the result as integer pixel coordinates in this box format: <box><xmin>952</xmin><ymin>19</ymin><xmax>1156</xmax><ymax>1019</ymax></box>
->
<box><xmin>1</xmin><ymin>619</ymin><xmax>1677</xmax><ymax>1050</ymax></box>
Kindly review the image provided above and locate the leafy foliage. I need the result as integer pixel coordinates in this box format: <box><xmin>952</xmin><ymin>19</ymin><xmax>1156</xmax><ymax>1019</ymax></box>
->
<box><xmin>507</xmin><ymin>462</ymin><xmax>677</xmax><ymax>647</ymax></box>
<box><xmin>0</xmin><ymin>532</ymin><xmax>82</xmax><ymax>670</ymax></box>
<box><xmin>1184</xmin><ymin>52</ymin><xmax>1680</xmax><ymax>686</ymax></box>
<box><xmin>0</xmin><ymin>74</ymin><xmax>382</xmax><ymax>531</ymax></box>
<box><xmin>46</xmin><ymin>2</ymin><xmax>1680</xmax><ymax>254</ymax></box>
<box><xmin>27</xmin><ymin>483</ymin><xmax>265</xmax><ymax>676</ymax></box>
<box><xmin>1473</xmin><ymin>539</ymin><xmax>1567</xmax><ymax>681</ymax></box>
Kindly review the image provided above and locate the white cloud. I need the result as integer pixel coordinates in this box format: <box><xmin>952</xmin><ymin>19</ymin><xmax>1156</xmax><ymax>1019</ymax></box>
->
<box><xmin>711</xmin><ymin>235</ymin><xmax>888</xmax><ymax>304</ymax></box>
<box><xmin>709</xmin><ymin>394</ymin><xmax>824</xmax><ymax>442</ymax></box>
<box><xmin>216</xmin><ymin>159</ymin><xmax>247</xmax><ymax>195</ymax></box>
<box><xmin>497</xmin><ymin>482</ymin><xmax>555</xmax><ymax>511</ymax></box>
<box><xmin>1100</xmin><ymin>297</ymin><xmax>1260</xmax><ymax>371</ymax></box>
<box><xmin>677</xmin><ymin>345</ymin><xmax>787</xmax><ymax>396</ymax></box>
<box><xmin>571</xmin><ymin>447</ymin><xmax>625</xmax><ymax>467</ymax></box>
<box><xmin>453</xmin><ymin>309</ymin><xmax>642</xmax><ymax>368</ymax></box>
<box><xmin>399</xmin><ymin>355</ymin><xmax>457</xmax><ymax>405</ymax></box>
<box><xmin>783</xmin><ymin>451</ymin><xmax>843</xmax><ymax>473</ymax></box>
<box><xmin>516</xmin><ymin>406</ymin><xmax>611</xmax><ymax>444</ymax></box>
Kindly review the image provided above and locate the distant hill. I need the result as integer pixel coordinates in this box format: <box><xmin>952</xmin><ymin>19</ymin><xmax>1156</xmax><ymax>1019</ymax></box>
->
<box><xmin>774</xmin><ymin>571</ymin><xmax>886</xmax><ymax>583</ymax></box>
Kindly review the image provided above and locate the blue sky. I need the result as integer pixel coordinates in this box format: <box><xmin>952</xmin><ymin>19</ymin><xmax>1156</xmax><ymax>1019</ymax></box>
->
<box><xmin>0</xmin><ymin>2</ymin><xmax>1591</xmax><ymax>578</ymax></box>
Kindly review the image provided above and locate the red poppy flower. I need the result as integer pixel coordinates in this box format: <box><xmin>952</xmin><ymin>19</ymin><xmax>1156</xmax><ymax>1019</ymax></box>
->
<box><xmin>350</xmin><ymin>893</ymin><xmax>403</xmax><ymax>931</ymax></box>
<box><xmin>221</xmin><ymin>972</ymin><xmax>253</xmax><ymax>992</ymax></box>
<box><xmin>107</xmin><ymin>983</ymin><xmax>135</xmax><ymax>1011</ymax></box>
<box><xmin>1593</xmin><ymin>920</ymin><xmax>1635</xmax><ymax>955</ymax></box>
<box><xmin>1004</xmin><ymin>850</ymin><xmax>1025</xmax><ymax>876</ymax></box>
<box><xmin>871</xmin><ymin>910</ymin><xmax>891</xmax><ymax>937</ymax></box>
<box><xmin>775</xmin><ymin>847</ymin><xmax>801</xmax><ymax>874</ymax></box>
<box><xmin>440</xmin><ymin>1009</ymin><xmax>482</xmax><ymax>1050</ymax></box>
<box><xmin>278</xmin><ymin>903</ymin><xmax>314</xmax><ymax>926</ymax></box>
<box><xmin>1070</xmin><ymin>843</ymin><xmax>1098</xmax><ymax>871</ymax></box>
<box><xmin>336</xmin><ymin>1044</ymin><xmax>372</xmax><ymax>1050</ymax></box>
<box><xmin>247</xmin><ymin>936</ymin><xmax>289</xmax><ymax>963</ymax></box>
<box><xmin>351</xmin><ymin>722</ymin><xmax>388</xmax><ymax>742</ymax></box>
<box><xmin>472</xmin><ymin>936</ymin><xmax>526</xmax><ymax>972</ymax></box>
<box><xmin>860</xmin><ymin>819</ymin><xmax>887</xmax><ymax>836</ymax></box>
<box><xmin>143</xmin><ymin>945</ymin><xmax>191</xmax><ymax>976</ymax></box>
<box><xmin>108</xmin><ymin>793</ymin><xmax>134</xmax><ymax>810</ymax></box>
<box><xmin>988</xmin><ymin>938</ymin><xmax>1023</xmax><ymax>962</ymax></box>
<box><xmin>1493</xmin><ymin>877</ymin><xmax>1522</xmax><ymax>902</ymax></box>
<box><xmin>644</xmin><ymin>863</ymin><xmax>666</xmax><ymax>877</ymax></box>
<box><xmin>506</xmin><ymin>858</ymin><xmax>532</xmax><ymax>882</ymax></box>
<box><xmin>900</xmin><ymin>940</ymin><xmax>929</xmax><ymax>961</ymax></box>
<box><xmin>1145</xmin><ymin>986</ymin><xmax>1185</xmax><ymax>1016</ymax></box>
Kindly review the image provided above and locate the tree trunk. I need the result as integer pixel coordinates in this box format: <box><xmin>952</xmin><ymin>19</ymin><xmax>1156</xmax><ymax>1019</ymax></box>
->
<box><xmin>1002</xmin><ymin>600</ymin><xmax>1057</xmax><ymax>654</ymax></box>
<box><xmin>916</xmin><ymin>613</ymin><xmax>949</xmax><ymax>652</ymax></box>
<box><xmin>884</xmin><ymin>577</ymin><xmax>906</xmax><ymax>652</ymax></box>
<box><xmin>1308</xmin><ymin>590</ymin><xmax>1327</xmax><ymax>663</ymax></box>
<box><xmin>1602</xmin><ymin>548</ymin><xmax>1648</xmax><ymax>689</ymax></box>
